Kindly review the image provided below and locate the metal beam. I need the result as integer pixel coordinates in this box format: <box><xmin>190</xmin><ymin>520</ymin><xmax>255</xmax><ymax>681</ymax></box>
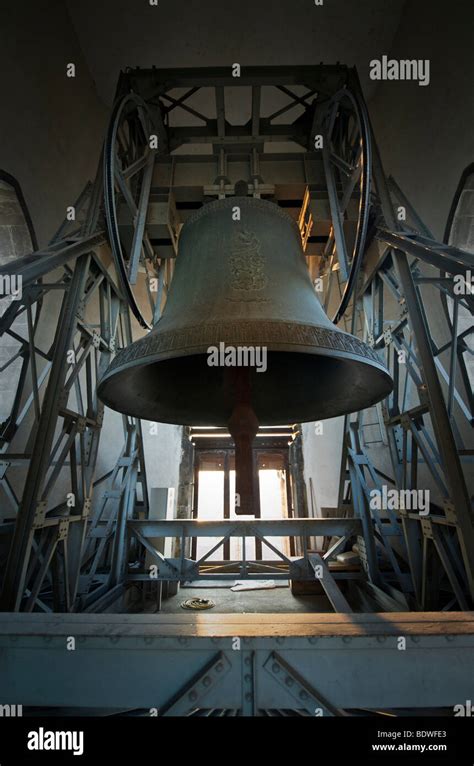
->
<box><xmin>0</xmin><ymin>232</ymin><xmax>106</xmax><ymax>288</ymax></box>
<box><xmin>0</xmin><ymin>256</ymin><xmax>91</xmax><ymax>611</ymax></box>
<box><xmin>1</xmin><ymin>612</ymin><xmax>473</xmax><ymax>711</ymax></box>
<box><xmin>309</xmin><ymin>553</ymin><xmax>353</xmax><ymax>612</ymax></box>
<box><xmin>128</xmin><ymin>518</ymin><xmax>363</xmax><ymax>538</ymax></box>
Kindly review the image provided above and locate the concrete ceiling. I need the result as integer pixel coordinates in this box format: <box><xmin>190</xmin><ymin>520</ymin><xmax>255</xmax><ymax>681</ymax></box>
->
<box><xmin>67</xmin><ymin>0</ymin><xmax>407</xmax><ymax>106</ymax></box>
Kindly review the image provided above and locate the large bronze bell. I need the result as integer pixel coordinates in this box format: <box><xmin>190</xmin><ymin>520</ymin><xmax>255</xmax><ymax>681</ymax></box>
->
<box><xmin>98</xmin><ymin>196</ymin><xmax>392</xmax><ymax>512</ymax></box>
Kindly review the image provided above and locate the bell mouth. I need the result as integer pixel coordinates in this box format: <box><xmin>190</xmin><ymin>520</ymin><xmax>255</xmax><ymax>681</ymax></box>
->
<box><xmin>98</xmin><ymin>350</ymin><xmax>393</xmax><ymax>427</ymax></box>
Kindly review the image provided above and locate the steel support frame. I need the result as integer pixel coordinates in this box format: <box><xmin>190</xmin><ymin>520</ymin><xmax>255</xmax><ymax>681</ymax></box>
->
<box><xmin>0</xmin><ymin>65</ymin><xmax>350</xmax><ymax>614</ymax></box>
<box><xmin>0</xmin><ymin>63</ymin><xmax>472</xmax><ymax>619</ymax></box>
<box><xmin>119</xmin><ymin>65</ymin><xmax>350</xmax><ymax>153</ymax></box>
<box><xmin>1</xmin><ymin>612</ymin><xmax>474</xmax><ymax>713</ymax></box>
<box><xmin>127</xmin><ymin>518</ymin><xmax>363</xmax><ymax>593</ymax></box>
<box><xmin>323</xmin><ymin>71</ymin><xmax>474</xmax><ymax>611</ymax></box>
<box><xmin>342</xmin><ymin>237</ymin><xmax>474</xmax><ymax>608</ymax></box>
<box><xmin>0</xmin><ymin>181</ymin><xmax>149</xmax><ymax>612</ymax></box>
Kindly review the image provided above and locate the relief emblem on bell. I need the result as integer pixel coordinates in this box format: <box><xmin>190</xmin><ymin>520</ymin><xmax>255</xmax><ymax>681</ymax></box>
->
<box><xmin>228</xmin><ymin>228</ymin><xmax>268</xmax><ymax>301</ymax></box>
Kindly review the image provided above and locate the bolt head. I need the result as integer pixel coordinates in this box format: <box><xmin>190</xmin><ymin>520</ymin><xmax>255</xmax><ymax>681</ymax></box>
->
<box><xmin>299</xmin><ymin>691</ymin><xmax>308</xmax><ymax>701</ymax></box>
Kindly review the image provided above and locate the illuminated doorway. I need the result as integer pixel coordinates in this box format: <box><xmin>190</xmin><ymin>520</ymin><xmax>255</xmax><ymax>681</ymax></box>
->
<box><xmin>193</xmin><ymin>450</ymin><xmax>292</xmax><ymax>562</ymax></box>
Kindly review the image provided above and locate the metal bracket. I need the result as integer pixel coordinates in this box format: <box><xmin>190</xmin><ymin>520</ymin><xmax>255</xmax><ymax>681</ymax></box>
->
<box><xmin>92</xmin><ymin>331</ymin><xmax>101</xmax><ymax>349</ymax></box>
<box><xmin>443</xmin><ymin>500</ymin><xmax>457</xmax><ymax>526</ymax></box>
<box><xmin>76</xmin><ymin>299</ymin><xmax>86</xmax><ymax>320</ymax></box>
<box><xmin>289</xmin><ymin>558</ymin><xmax>311</xmax><ymax>580</ymax></box>
<box><xmin>400</xmin><ymin>413</ymin><xmax>412</xmax><ymax>430</ymax></box>
<box><xmin>58</xmin><ymin>520</ymin><xmax>69</xmax><ymax>541</ymax></box>
<box><xmin>77</xmin><ymin>417</ymin><xmax>87</xmax><ymax>434</ymax></box>
<box><xmin>82</xmin><ymin>498</ymin><xmax>92</xmax><ymax>519</ymax></box>
<box><xmin>32</xmin><ymin>502</ymin><xmax>47</xmax><ymax>530</ymax></box>
<box><xmin>383</xmin><ymin>327</ymin><xmax>393</xmax><ymax>346</ymax></box>
<box><xmin>399</xmin><ymin>296</ymin><xmax>408</xmax><ymax>318</ymax></box>
<box><xmin>160</xmin><ymin>652</ymin><xmax>232</xmax><ymax>716</ymax></box>
<box><xmin>241</xmin><ymin>650</ymin><xmax>255</xmax><ymax>716</ymax></box>
<box><xmin>263</xmin><ymin>651</ymin><xmax>344</xmax><ymax>716</ymax></box>
<box><xmin>418</xmin><ymin>384</ymin><xmax>430</xmax><ymax>406</ymax></box>
<box><xmin>421</xmin><ymin>518</ymin><xmax>434</xmax><ymax>539</ymax></box>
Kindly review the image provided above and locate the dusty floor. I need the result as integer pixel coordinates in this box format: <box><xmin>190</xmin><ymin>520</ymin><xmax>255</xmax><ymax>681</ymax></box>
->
<box><xmin>155</xmin><ymin>585</ymin><xmax>333</xmax><ymax>613</ymax></box>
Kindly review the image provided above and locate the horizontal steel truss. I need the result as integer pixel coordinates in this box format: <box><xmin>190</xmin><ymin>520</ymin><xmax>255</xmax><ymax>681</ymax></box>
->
<box><xmin>334</xmin><ymin>129</ymin><xmax>474</xmax><ymax>610</ymax></box>
<box><xmin>0</xmin><ymin>179</ymin><xmax>149</xmax><ymax>612</ymax></box>
<box><xmin>118</xmin><ymin>65</ymin><xmax>350</xmax><ymax>153</ymax></box>
<box><xmin>1</xmin><ymin>612</ymin><xmax>474</xmax><ymax>713</ymax></box>
<box><xmin>128</xmin><ymin>519</ymin><xmax>355</xmax><ymax>610</ymax></box>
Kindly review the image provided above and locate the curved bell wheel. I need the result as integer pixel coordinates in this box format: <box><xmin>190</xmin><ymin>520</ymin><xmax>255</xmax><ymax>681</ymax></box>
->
<box><xmin>104</xmin><ymin>92</ymin><xmax>161</xmax><ymax>330</ymax></box>
<box><xmin>318</xmin><ymin>87</ymin><xmax>372</xmax><ymax>325</ymax></box>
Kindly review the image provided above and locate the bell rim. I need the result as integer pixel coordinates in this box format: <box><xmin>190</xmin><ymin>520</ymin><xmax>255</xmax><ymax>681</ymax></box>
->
<box><xmin>99</xmin><ymin>346</ymin><xmax>391</xmax><ymax>391</ymax></box>
<box><xmin>97</xmin><ymin>322</ymin><xmax>393</xmax><ymax>421</ymax></box>
<box><xmin>99</xmin><ymin>319</ymin><xmax>386</xmax><ymax>380</ymax></box>
<box><xmin>97</xmin><ymin>348</ymin><xmax>393</xmax><ymax>426</ymax></box>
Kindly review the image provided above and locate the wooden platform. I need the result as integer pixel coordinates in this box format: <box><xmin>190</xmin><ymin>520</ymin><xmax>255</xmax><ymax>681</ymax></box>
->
<box><xmin>1</xmin><ymin>611</ymin><xmax>473</xmax><ymax>637</ymax></box>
